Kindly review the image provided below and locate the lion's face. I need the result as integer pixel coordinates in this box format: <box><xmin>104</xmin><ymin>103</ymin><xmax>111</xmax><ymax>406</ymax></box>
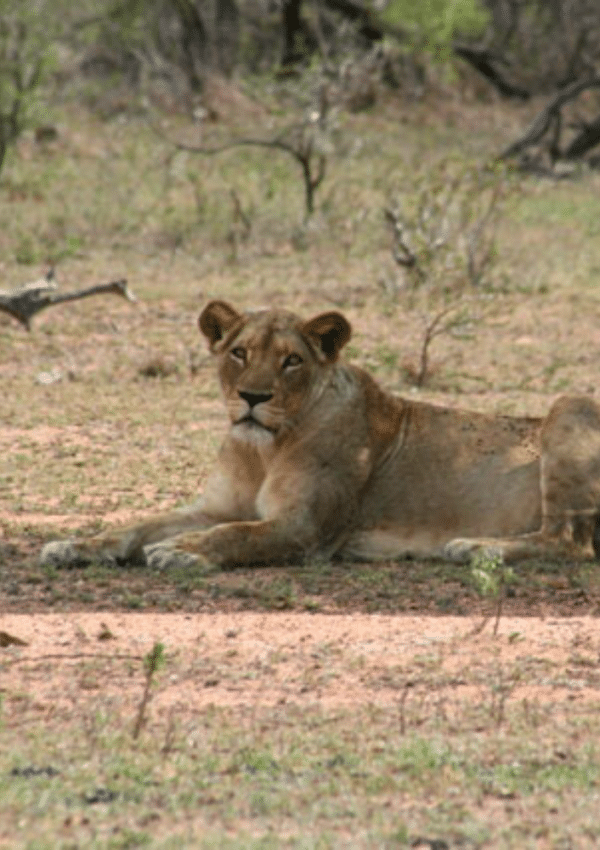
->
<box><xmin>199</xmin><ymin>301</ymin><xmax>351</xmax><ymax>443</ymax></box>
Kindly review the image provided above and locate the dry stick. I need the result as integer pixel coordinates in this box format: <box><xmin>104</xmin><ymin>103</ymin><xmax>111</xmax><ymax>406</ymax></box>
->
<box><xmin>465</xmin><ymin>179</ymin><xmax>504</xmax><ymax>285</ymax></box>
<box><xmin>230</xmin><ymin>188</ymin><xmax>252</xmax><ymax>236</ymax></box>
<box><xmin>383</xmin><ymin>206</ymin><xmax>419</xmax><ymax>271</ymax></box>
<box><xmin>8</xmin><ymin>653</ymin><xmax>143</xmax><ymax>664</ymax></box>
<box><xmin>0</xmin><ymin>276</ymin><xmax>135</xmax><ymax>330</ymax></box>
<box><xmin>398</xmin><ymin>680</ymin><xmax>414</xmax><ymax>734</ymax></box>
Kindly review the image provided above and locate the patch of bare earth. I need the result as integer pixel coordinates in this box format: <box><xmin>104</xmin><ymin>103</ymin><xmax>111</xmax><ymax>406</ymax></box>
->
<box><xmin>2</xmin><ymin>612</ymin><xmax>600</xmax><ymax>727</ymax></box>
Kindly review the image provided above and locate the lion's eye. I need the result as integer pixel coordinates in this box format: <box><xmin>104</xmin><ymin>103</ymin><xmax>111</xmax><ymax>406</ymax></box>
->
<box><xmin>283</xmin><ymin>353</ymin><xmax>303</xmax><ymax>369</ymax></box>
<box><xmin>230</xmin><ymin>347</ymin><xmax>246</xmax><ymax>364</ymax></box>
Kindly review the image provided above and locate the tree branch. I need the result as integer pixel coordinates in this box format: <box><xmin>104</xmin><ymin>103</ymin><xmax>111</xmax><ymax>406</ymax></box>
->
<box><xmin>453</xmin><ymin>44</ymin><xmax>530</xmax><ymax>100</ymax></box>
<box><xmin>0</xmin><ymin>271</ymin><xmax>135</xmax><ymax>330</ymax></box>
<box><xmin>498</xmin><ymin>77</ymin><xmax>600</xmax><ymax>163</ymax></box>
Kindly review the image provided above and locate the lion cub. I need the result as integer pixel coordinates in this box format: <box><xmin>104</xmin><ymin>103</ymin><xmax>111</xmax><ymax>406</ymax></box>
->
<box><xmin>41</xmin><ymin>300</ymin><xmax>600</xmax><ymax>570</ymax></box>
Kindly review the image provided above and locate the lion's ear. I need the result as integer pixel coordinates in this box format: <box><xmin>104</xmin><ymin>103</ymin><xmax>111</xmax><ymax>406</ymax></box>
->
<box><xmin>302</xmin><ymin>311</ymin><xmax>352</xmax><ymax>362</ymax></box>
<box><xmin>198</xmin><ymin>301</ymin><xmax>242</xmax><ymax>350</ymax></box>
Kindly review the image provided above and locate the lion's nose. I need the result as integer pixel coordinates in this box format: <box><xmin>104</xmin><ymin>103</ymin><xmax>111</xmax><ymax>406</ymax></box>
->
<box><xmin>238</xmin><ymin>390</ymin><xmax>274</xmax><ymax>408</ymax></box>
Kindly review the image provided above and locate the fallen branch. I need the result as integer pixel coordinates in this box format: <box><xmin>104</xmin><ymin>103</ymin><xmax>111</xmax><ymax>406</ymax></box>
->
<box><xmin>498</xmin><ymin>77</ymin><xmax>600</xmax><ymax>165</ymax></box>
<box><xmin>0</xmin><ymin>270</ymin><xmax>135</xmax><ymax>330</ymax></box>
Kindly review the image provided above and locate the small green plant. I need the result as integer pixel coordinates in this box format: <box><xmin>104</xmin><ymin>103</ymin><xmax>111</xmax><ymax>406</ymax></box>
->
<box><xmin>470</xmin><ymin>550</ymin><xmax>516</xmax><ymax>636</ymax></box>
<box><xmin>132</xmin><ymin>641</ymin><xmax>166</xmax><ymax>740</ymax></box>
<box><xmin>257</xmin><ymin>576</ymin><xmax>298</xmax><ymax>610</ymax></box>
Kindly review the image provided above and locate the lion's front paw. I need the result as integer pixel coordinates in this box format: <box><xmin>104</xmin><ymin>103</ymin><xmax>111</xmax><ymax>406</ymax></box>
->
<box><xmin>40</xmin><ymin>540</ymin><xmax>79</xmax><ymax>569</ymax></box>
<box><xmin>144</xmin><ymin>541</ymin><xmax>217</xmax><ymax>573</ymax></box>
<box><xmin>39</xmin><ymin>539</ymin><xmax>120</xmax><ymax>569</ymax></box>
<box><xmin>443</xmin><ymin>538</ymin><xmax>505</xmax><ymax>564</ymax></box>
<box><xmin>40</xmin><ymin>540</ymin><xmax>100</xmax><ymax>569</ymax></box>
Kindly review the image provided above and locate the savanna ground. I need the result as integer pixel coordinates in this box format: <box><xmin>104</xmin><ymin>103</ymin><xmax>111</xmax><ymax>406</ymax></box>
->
<box><xmin>3</xmin><ymin>78</ymin><xmax>600</xmax><ymax>848</ymax></box>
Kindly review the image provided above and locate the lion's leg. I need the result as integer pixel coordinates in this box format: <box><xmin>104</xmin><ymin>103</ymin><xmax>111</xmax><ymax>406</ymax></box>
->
<box><xmin>39</xmin><ymin>502</ymin><xmax>217</xmax><ymax>569</ymax></box>
<box><xmin>446</xmin><ymin>397</ymin><xmax>600</xmax><ymax>564</ymax></box>
<box><xmin>443</xmin><ymin>532</ymin><xmax>584</xmax><ymax>563</ymax></box>
<box><xmin>40</xmin><ymin>440</ymin><xmax>272</xmax><ymax>570</ymax></box>
<box><xmin>141</xmin><ymin>457</ymin><xmax>362</xmax><ymax>571</ymax></box>
<box><xmin>537</xmin><ymin>396</ymin><xmax>600</xmax><ymax>560</ymax></box>
<box><xmin>444</xmin><ymin>511</ymin><xmax>599</xmax><ymax>563</ymax></box>
<box><xmin>144</xmin><ymin>516</ymin><xmax>331</xmax><ymax>571</ymax></box>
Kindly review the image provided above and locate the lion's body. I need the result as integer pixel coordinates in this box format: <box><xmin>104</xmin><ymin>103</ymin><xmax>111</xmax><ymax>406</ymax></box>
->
<box><xmin>40</xmin><ymin>302</ymin><xmax>600</xmax><ymax>570</ymax></box>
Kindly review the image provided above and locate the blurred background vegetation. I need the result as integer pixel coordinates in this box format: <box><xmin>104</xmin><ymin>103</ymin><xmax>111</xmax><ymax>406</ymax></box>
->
<box><xmin>2</xmin><ymin>0</ymin><xmax>600</xmax><ymax>174</ymax></box>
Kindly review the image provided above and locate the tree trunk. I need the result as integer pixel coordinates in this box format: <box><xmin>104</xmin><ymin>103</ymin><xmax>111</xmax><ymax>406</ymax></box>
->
<box><xmin>168</xmin><ymin>0</ymin><xmax>209</xmax><ymax>88</ymax></box>
<box><xmin>214</xmin><ymin>0</ymin><xmax>239</xmax><ymax>76</ymax></box>
<box><xmin>281</xmin><ymin>0</ymin><xmax>306</xmax><ymax>66</ymax></box>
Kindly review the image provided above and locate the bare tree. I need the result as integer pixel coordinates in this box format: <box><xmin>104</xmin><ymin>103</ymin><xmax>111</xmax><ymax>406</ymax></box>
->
<box><xmin>213</xmin><ymin>0</ymin><xmax>240</xmax><ymax>75</ymax></box>
<box><xmin>470</xmin><ymin>0</ymin><xmax>600</xmax><ymax>96</ymax></box>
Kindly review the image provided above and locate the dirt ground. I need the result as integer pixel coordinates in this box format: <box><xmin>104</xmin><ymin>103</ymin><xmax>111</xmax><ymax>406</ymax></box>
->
<box><xmin>3</xmin><ymin>611</ymin><xmax>600</xmax><ymax>729</ymax></box>
<box><xmin>3</xmin><ymin>522</ymin><xmax>600</xmax><ymax>722</ymax></box>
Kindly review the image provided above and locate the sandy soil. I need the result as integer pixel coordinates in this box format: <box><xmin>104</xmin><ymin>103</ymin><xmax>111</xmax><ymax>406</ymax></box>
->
<box><xmin>2</xmin><ymin>612</ymin><xmax>600</xmax><ymax>725</ymax></box>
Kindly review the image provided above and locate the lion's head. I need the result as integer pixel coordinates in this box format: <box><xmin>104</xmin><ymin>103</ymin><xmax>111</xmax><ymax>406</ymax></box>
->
<box><xmin>199</xmin><ymin>300</ymin><xmax>351</xmax><ymax>443</ymax></box>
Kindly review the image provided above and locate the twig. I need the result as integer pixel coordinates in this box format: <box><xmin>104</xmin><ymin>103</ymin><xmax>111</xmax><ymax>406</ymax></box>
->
<box><xmin>398</xmin><ymin>680</ymin><xmax>414</xmax><ymax>734</ymax></box>
<box><xmin>384</xmin><ymin>206</ymin><xmax>420</xmax><ymax>272</ymax></box>
<box><xmin>8</xmin><ymin>652</ymin><xmax>143</xmax><ymax>664</ymax></box>
<box><xmin>493</xmin><ymin>568</ymin><xmax>507</xmax><ymax>637</ymax></box>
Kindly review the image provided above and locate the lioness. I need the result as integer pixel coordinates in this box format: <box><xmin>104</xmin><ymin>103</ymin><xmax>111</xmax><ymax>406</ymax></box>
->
<box><xmin>40</xmin><ymin>300</ymin><xmax>600</xmax><ymax>571</ymax></box>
